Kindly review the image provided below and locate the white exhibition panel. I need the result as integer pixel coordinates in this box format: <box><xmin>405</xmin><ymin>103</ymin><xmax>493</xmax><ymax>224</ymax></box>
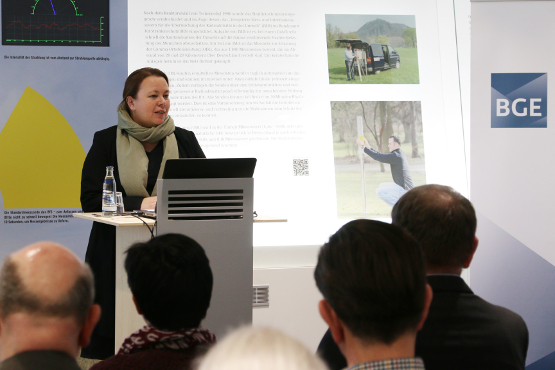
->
<box><xmin>471</xmin><ymin>1</ymin><xmax>555</xmax><ymax>367</ymax></box>
<box><xmin>127</xmin><ymin>0</ymin><xmax>468</xmax><ymax>246</ymax></box>
<box><xmin>471</xmin><ymin>0</ymin><xmax>555</xmax><ymax>267</ymax></box>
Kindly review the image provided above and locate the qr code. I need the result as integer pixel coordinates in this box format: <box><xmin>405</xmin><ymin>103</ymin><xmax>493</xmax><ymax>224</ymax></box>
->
<box><xmin>293</xmin><ymin>159</ymin><xmax>309</xmax><ymax>176</ymax></box>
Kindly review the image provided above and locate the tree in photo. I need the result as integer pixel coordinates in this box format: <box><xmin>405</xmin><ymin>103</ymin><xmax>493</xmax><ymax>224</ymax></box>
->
<box><xmin>326</xmin><ymin>23</ymin><xmax>342</xmax><ymax>49</ymax></box>
<box><xmin>403</xmin><ymin>28</ymin><xmax>417</xmax><ymax>47</ymax></box>
<box><xmin>375</xmin><ymin>35</ymin><xmax>390</xmax><ymax>44</ymax></box>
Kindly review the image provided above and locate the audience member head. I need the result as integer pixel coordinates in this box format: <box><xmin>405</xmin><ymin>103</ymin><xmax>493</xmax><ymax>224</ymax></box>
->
<box><xmin>197</xmin><ymin>326</ymin><xmax>328</xmax><ymax>370</ymax></box>
<box><xmin>314</xmin><ymin>219</ymin><xmax>431</xmax><ymax>363</ymax></box>
<box><xmin>391</xmin><ymin>184</ymin><xmax>478</xmax><ymax>273</ymax></box>
<box><xmin>125</xmin><ymin>233</ymin><xmax>213</xmax><ymax>331</ymax></box>
<box><xmin>118</xmin><ymin>67</ymin><xmax>169</xmax><ymax>115</ymax></box>
<box><xmin>0</xmin><ymin>242</ymin><xmax>100</xmax><ymax>360</ymax></box>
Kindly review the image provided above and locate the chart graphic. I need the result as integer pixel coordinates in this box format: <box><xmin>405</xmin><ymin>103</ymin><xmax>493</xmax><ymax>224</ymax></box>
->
<box><xmin>2</xmin><ymin>0</ymin><xmax>109</xmax><ymax>46</ymax></box>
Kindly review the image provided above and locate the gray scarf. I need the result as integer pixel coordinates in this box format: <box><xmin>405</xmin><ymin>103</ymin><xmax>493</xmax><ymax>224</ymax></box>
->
<box><xmin>116</xmin><ymin>108</ymin><xmax>178</xmax><ymax>197</ymax></box>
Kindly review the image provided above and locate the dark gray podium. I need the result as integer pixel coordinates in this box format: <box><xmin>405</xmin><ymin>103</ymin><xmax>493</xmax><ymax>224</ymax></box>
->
<box><xmin>156</xmin><ymin>177</ymin><xmax>254</xmax><ymax>338</ymax></box>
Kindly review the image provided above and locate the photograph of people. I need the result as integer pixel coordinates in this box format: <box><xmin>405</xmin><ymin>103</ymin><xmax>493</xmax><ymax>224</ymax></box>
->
<box><xmin>356</xmin><ymin>135</ymin><xmax>413</xmax><ymax>206</ymax></box>
<box><xmin>326</xmin><ymin>14</ymin><xmax>419</xmax><ymax>84</ymax></box>
<box><xmin>331</xmin><ymin>101</ymin><xmax>425</xmax><ymax>219</ymax></box>
<box><xmin>79</xmin><ymin>67</ymin><xmax>206</xmax><ymax>361</ymax></box>
<box><xmin>344</xmin><ymin>44</ymin><xmax>356</xmax><ymax>81</ymax></box>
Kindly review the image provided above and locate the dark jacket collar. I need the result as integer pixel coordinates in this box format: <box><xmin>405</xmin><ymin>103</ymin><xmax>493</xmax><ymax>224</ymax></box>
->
<box><xmin>426</xmin><ymin>274</ymin><xmax>473</xmax><ymax>294</ymax></box>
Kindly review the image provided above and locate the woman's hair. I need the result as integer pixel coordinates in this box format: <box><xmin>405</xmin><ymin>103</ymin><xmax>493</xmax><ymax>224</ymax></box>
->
<box><xmin>118</xmin><ymin>67</ymin><xmax>169</xmax><ymax>114</ymax></box>
<box><xmin>197</xmin><ymin>326</ymin><xmax>328</xmax><ymax>370</ymax></box>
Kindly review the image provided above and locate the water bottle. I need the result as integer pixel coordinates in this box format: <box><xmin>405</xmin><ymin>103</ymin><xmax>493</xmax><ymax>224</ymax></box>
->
<box><xmin>102</xmin><ymin>166</ymin><xmax>117</xmax><ymax>217</ymax></box>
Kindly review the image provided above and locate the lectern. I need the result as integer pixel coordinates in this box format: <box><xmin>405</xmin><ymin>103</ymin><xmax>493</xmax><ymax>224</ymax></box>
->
<box><xmin>74</xmin><ymin>159</ymin><xmax>259</xmax><ymax>352</ymax></box>
<box><xmin>74</xmin><ymin>206</ymin><xmax>285</xmax><ymax>353</ymax></box>
<box><xmin>156</xmin><ymin>176</ymin><xmax>254</xmax><ymax>338</ymax></box>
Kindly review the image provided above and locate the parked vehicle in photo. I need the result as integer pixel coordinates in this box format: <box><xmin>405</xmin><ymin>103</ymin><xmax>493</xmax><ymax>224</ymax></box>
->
<box><xmin>337</xmin><ymin>39</ymin><xmax>400</xmax><ymax>75</ymax></box>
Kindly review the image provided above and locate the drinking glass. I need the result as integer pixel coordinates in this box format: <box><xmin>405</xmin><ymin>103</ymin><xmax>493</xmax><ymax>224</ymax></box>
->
<box><xmin>116</xmin><ymin>192</ymin><xmax>124</xmax><ymax>215</ymax></box>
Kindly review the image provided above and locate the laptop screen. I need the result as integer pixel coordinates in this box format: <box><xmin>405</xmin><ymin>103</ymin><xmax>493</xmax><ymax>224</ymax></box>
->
<box><xmin>162</xmin><ymin>158</ymin><xmax>257</xmax><ymax>179</ymax></box>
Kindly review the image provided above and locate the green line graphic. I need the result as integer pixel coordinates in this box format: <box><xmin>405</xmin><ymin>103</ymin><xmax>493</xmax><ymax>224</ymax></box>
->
<box><xmin>69</xmin><ymin>0</ymin><xmax>83</xmax><ymax>16</ymax></box>
<box><xmin>31</xmin><ymin>0</ymin><xmax>38</xmax><ymax>15</ymax></box>
<box><xmin>3</xmin><ymin>0</ymin><xmax>109</xmax><ymax>47</ymax></box>
<box><xmin>31</xmin><ymin>0</ymin><xmax>83</xmax><ymax>16</ymax></box>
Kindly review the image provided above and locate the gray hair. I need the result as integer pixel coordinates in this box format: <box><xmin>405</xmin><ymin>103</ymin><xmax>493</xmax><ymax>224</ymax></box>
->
<box><xmin>197</xmin><ymin>326</ymin><xmax>328</xmax><ymax>370</ymax></box>
<box><xmin>0</xmin><ymin>257</ymin><xmax>95</xmax><ymax>325</ymax></box>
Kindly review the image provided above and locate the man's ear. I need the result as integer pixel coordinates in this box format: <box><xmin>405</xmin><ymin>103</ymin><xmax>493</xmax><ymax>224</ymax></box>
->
<box><xmin>78</xmin><ymin>304</ymin><xmax>101</xmax><ymax>348</ymax></box>
<box><xmin>463</xmin><ymin>237</ymin><xmax>479</xmax><ymax>269</ymax></box>
<box><xmin>132</xmin><ymin>295</ymin><xmax>142</xmax><ymax>315</ymax></box>
<box><xmin>318</xmin><ymin>299</ymin><xmax>345</xmax><ymax>345</ymax></box>
<box><xmin>416</xmin><ymin>284</ymin><xmax>433</xmax><ymax>331</ymax></box>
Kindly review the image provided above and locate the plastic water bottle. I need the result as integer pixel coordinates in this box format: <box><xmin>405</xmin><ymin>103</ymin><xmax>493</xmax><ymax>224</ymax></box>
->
<box><xmin>102</xmin><ymin>166</ymin><xmax>117</xmax><ymax>217</ymax></box>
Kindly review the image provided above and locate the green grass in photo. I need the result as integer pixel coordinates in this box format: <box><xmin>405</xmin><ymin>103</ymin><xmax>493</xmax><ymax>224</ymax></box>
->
<box><xmin>335</xmin><ymin>166</ymin><xmax>426</xmax><ymax>219</ymax></box>
<box><xmin>328</xmin><ymin>47</ymin><xmax>420</xmax><ymax>84</ymax></box>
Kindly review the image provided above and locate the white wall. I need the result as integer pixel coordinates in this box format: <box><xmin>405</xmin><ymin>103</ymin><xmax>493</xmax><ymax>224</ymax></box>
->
<box><xmin>253</xmin><ymin>266</ymin><xmax>326</xmax><ymax>351</ymax></box>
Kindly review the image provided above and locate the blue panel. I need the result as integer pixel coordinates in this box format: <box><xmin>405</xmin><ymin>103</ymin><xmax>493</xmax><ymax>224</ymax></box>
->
<box><xmin>490</xmin><ymin>73</ymin><xmax>547</xmax><ymax>128</ymax></box>
<box><xmin>472</xmin><ymin>212</ymin><xmax>555</xmax><ymax>365</ymax></box>
<box><xmin>492</xmin><ymin>73</ymin><xmax>545</xmax><ymax>96</ymax></box>
<box><xmin>527</xmin><ymin>350</ymin><xmax>555</xmax><ymax>370</ymax></box>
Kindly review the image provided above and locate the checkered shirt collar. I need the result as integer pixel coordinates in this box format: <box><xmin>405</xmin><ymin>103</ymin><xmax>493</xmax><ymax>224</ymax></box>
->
<box><xmin>345</xmin><ymin>357</ymin><xmax>425</xmax><ymax>370</ymax></box>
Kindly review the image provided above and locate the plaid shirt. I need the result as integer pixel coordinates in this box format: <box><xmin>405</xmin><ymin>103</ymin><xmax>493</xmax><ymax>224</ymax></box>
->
<box><xmin>345</xmin><ymin>358</ymin><xmax>425</xmax><ymax>370</ymax></box>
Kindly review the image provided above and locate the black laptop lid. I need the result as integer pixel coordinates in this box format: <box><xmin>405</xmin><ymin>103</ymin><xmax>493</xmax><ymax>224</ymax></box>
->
<box><xmin>162</xmin><ymin>158</ymin><xmax>257</xmax><ymax>179</ymax></box>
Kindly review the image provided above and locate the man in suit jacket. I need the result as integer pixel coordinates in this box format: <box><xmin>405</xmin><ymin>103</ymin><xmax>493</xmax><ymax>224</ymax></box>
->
<box><xmin>317</xmin><ymin>184</ymin><xmax>529</xmax><ymax>370</ymax></box>
<box><xmin>0</xmin><ymin>242</ymin><xmax>100</xmax><ymax>370</ymax></box>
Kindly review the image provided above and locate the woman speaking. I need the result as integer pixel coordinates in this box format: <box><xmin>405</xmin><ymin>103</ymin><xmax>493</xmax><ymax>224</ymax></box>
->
<box><xmin>80</xmin><ymin>68</ymin><xmax>205</xmax><ymax>360</ymax></box>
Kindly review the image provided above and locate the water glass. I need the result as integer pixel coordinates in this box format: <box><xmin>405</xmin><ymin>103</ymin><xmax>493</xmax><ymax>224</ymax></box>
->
<box><xmin>116</xmin><ymin>192</ymin><xmax>124</xmax><ymax>215</ymax></box>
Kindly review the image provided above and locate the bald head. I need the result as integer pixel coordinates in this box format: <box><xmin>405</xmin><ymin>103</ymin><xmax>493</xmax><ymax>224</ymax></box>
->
<box><xmin>0</xmin><ymin>242</ymin><xmax>94</xmax><ymax>325</ymax></box>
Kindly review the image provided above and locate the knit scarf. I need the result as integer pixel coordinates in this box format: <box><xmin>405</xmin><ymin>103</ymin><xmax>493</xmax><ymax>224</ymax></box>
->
<box><xmin>116</xmin><ymin>108</ymin><xmax>179</xmax><ymax>197</ymax></box>
<box><xmin>118</xmin><ymin>324</ymin><xmax>216</xmax><ymax>355</ymax></box>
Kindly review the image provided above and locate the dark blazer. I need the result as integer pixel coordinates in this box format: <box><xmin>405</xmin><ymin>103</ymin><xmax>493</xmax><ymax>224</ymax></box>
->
<box><xmin>317</xmin><ymin>275</ymin><xmax>529</xmax><ymax>370</ymax></box>
<box><xmin>416</xmin><ymin>275</ymin><xmax>528</xmax><ymax>370</ymax></box>
<box><xmin>80</xmin><ymin>125</ymin><xmax>205</xmax><ymax>360</ymax></box>
<box><xmin>81</xmin><ymin>125</ymin><xmax>206</xmax><ymax>213</ymax></box>
<box><xmin>0</xmin><ymin>351</ymin><xmax>80</xmax><ymax>370</ymax></box>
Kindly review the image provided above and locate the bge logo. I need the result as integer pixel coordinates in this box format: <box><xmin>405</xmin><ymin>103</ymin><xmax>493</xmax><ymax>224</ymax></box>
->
<box><xmin>496</xmin><ymin>98</ymin><xmax>542</xmax><ymax>117</ymax></box>
<box><xmin>491</xmin><ymin>73</ymin><xmax>547</xmax><ymax>128</ymax></box>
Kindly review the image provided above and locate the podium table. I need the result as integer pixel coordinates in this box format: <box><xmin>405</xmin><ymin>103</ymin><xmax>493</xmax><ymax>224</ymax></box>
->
<box><xmin>73</xmin><ymin>212</ymin><xmax>285</xmax><ymax>352</ymax></box>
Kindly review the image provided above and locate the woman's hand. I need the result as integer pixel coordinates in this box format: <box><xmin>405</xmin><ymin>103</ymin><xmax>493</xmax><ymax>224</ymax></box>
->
<box><xmin>141</xmin><ymin>196</ymin><xmax>157</xmax><ymax>210</ymax></box>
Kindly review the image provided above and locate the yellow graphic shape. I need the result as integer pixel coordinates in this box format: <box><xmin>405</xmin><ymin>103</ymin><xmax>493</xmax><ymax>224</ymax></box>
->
<box><xmin>0</xmin><ymin>87</ymin><xmax>85</xmax><ymax>208</ymax></box>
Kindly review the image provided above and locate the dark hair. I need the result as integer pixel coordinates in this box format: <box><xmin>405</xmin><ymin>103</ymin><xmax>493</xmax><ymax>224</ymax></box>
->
<box><xmin>118</xmin><ymin>67</ymin><xmax>169</xmax><ymax>114</ymax></box>
<box><xmin>314</xmin><ymin>219</ymin><xmax>426</xmax><ymax>344</ymax></box>
<box><xmin>125</xmin><ymin>233</ymin><xmax>213</xmax><ymax>331</ymax></box>
<box><xmin>391</xmin><ymin>184</ymin><xmax>477</xmax><ymax>269</ymax></box>
<box><xmin>0</xmin><ymin>257</ymin><xmax>94</xmax><ymax>325</ymax></box>
<box><xmin>390</xmin><ymin>135</ymin><xmax>401</xmax><ymax>145</ymax></box>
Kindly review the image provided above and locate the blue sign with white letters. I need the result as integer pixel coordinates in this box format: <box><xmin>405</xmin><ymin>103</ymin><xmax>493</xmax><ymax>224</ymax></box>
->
<box><xmin>491</xmin><ymin>73</ymin><xmax>547</xmax><ymax>128</ymax></box>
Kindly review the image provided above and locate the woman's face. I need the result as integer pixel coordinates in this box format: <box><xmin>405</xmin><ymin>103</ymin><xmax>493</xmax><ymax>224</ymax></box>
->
<box><xmin>126</xmin><ymin>76</ymin><xmax>170</xmax><ymax>128</ymax></box>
